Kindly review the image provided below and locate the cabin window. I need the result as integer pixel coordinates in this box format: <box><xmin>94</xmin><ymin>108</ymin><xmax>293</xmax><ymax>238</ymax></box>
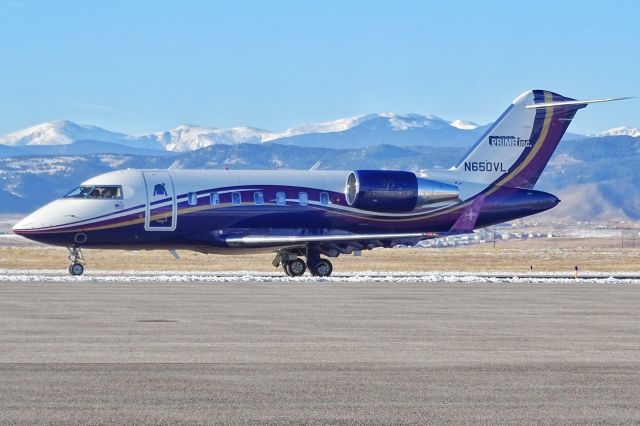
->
<box><xmin>210</xmin><ymin>192</ymin><xmax>220</xmax><ymax>205</ymax></box>
<box><xmin>187</xmin><ymin>192</ymin><xmax>198</xmax><ymax>206</ymax></box>
<box><xmin>64</xmin><ymin>185</ymin><xmax>123</xmax><ymax>199</ymax></box>
<box><xmin>232</xmin><ymin>192</ymin><xmax>242</xmax><ymax>205</ymax></box>
<box><xmin>254</xmin><ymin>191</ymin><xmax>264</xmax><ymax>205</ymax></box>
<box><xmin>320</xmin><ymin>192</ymin><xmax>329</xmax><ymax>206</ymax></box>
<box><xmin>276</xmin><ymin>192</ymin><xmax>286</xmax><ymax>206</ymax></box>
<box><xmin>299</xmin><ymin>192</ymin><xmax>309</xmax><ymax>206</ymax></box>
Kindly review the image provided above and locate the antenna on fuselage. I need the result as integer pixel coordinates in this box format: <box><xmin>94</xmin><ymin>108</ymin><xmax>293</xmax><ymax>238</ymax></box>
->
<box><xmin>309</xmin><ymin>161</ymin><xmax>322</xmax><ymax>171</ymax></box>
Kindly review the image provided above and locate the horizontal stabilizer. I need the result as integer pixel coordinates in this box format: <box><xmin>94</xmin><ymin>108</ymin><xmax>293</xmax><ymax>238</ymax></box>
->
<box><xmin>525</xmin><ymin>97</ymin><xmax>632</xmax><ymax>109</ymax></box>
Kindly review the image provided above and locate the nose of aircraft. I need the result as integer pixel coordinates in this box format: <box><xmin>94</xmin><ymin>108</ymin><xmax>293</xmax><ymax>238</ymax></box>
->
<box><xmin>12</xmin><ymin>211</ymin><xmax>49</xmax><ymax>245</ymax></box>
<box><xmin>12</xmin><ymin>202</ymin><xmax>67</xmax><ymax>235</ymax></box>
<box><xmin>12</xmin><ymin>213</ymin><xmax>38</xmax><ymax>234</ymax></box>
<box><xmin>12</xmin><ymin>202</ymin><xmax>78</xmax><ymax>246</ymax></box>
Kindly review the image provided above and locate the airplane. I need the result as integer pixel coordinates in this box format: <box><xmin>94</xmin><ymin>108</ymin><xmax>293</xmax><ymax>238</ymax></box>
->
<box><xmin>12</xmin><ymin>90</ymin><xmax>629</xmax><ymax>276</ymax></box>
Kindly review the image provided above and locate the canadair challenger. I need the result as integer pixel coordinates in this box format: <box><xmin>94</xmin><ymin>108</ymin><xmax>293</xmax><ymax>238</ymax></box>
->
<box><xmin>12</xmin><ymin>90</ymin><xmax>628</xmax><ymax>276</ymax></box>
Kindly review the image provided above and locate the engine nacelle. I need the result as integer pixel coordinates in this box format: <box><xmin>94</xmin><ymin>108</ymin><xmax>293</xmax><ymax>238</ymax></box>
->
<box><xmin>345</xmin><ymin>170</ymin><xmax>459</xmax><ymax>213</ymax></box>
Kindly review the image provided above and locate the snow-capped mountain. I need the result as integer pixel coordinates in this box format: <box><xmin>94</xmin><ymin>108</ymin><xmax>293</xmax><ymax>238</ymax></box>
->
<box><xmin>0</xmin><ymin>120</ymin><xmax>103</xmax><ymax>146</ymax></box>
<box><xmin>4</xmin><ymin>114</ymin><xmax>630</xmax><ymax>156</ymax></box>
<box><xmin>0</xmin><ymin>120</ymin><xmax>164</xmax><ymax>151</ymax></box>
<box><xmin>0</xmin><ymin>114</ymin><xmax>493</xmax><ymax>153</ymax></box>
<box><xmin>154</xmin><ymin>125</ymin><xmax>273</xmax><ymax>151</ymax></box>
<box><xmin>596</xmin><ymin>127</ymin><xmax>640</xmax><ymax>138</ymax></box>
<box><xmin>268</xmin><ymin>114</ymin><xmax>377</xmax><ymax>140</ymax></box>
<box><xmin>151</xmin><ymin>113</ymin><xmax>490</xmax><ymax>151</ymax></box>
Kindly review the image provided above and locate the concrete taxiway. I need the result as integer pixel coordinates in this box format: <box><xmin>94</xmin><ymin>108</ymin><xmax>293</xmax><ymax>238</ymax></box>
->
<box><xmin>1</xmin><ymin>281</ymin><xmax>639</xmax><ymax>424</ymax></box>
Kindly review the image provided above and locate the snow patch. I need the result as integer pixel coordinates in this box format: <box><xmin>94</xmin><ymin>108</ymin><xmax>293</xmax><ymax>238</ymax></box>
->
<box><xmin>450</xmin><ymin>119</ymin><xmax>479</xmax><ymax>130</ymax></box>
<box><xmin>100</xmin><ymin>155</ymin><xmax>127</xmax><ymax>168</ymax></box>
<box><xmin>1</xmin><ymin>269</ymin><xmax>639</xmax><ymax>284</ymax></box>
<box><xmin>379</xmin><ymin>113</ymin><xmax>447</xmax><ymax>131</ymax></box>
<box><xmin>265</xmin><ymin>114</ymin><xmax>375</xmax><ymax>140</ymax></box>
<box><xmin>0</xmin><ymin>156</ymin><xmax>83</xmax><ymax>175</ymax></box>
<box><xmin>155</xmin><ymin>125</ymin><xmax>272</xmax><ymax>152</ymax></box>
<box><xmin>547</xmin><ymin>152</ymin><xmax>582</xmax><ymax>174</ymax></box>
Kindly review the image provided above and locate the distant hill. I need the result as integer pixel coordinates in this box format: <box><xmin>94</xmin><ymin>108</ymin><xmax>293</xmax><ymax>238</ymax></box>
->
<box><xmin>1</xmin><ymin>136</ymin><xmax>639</xmax><ymax>222</ymax></box>
<box><xmin>0</xmin><ymin>116</ymin><xmax>636</xmax><ymax>221</ymax></box>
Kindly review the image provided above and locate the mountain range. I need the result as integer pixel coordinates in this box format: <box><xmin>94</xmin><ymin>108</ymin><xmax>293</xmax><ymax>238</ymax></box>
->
<box><xmin>0</xmin><ymin>117</ymin><xmax>639</xmax><ymax>222</ymax></box>
<box><xmin>1</xmin><ymin>113</ymin><xmax>599</xmax><ymax>156</ymax></box>
<box><xmin>0</xmin><ymin>115</ymin><xmax>486</xmax><ymax>153</ymax></box>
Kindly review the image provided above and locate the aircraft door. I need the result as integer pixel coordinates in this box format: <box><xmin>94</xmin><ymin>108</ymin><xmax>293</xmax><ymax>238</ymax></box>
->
<box><xmin>143</xmin><ymin>171</ymin><xmax>177</xmax><ymax>231</ymax></box>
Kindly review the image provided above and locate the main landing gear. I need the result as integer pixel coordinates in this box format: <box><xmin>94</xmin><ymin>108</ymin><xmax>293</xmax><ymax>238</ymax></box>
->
<box><xmin>312</xmin><ymin>259</ymin><xmax>333</xmax><ymax>277</ymax></box>
<box><xmin>284</xmin><ymin>258</ymin><xmax>306</xmax><ymax>277</ymax></box>
<box><xmin>67</xmin><ymin>247</ymin><xmax>85</xmax><ymax>276</ymax></box>
<box><xmin>273</xmin><ymin>248</ymin><xmax>334</xmax><ymax>277</ymax></box>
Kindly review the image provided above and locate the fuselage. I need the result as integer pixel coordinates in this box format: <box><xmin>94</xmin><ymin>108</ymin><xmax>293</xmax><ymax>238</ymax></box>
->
<box><xmin>13</xmin><ymin>168</ymin><xmax>559</xmax><ymax>253</ymax></box>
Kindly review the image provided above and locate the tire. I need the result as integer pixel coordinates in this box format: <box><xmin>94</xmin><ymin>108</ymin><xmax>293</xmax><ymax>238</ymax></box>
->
<box><xmin>312</xmin><ymin>259</ymin><xmax>333</xmax><ymax>277</ymax></box>
<box><xmin>69</xmin><ymin>263</ymin><xmax>84</xmax><ymax>276</ymax></box>
<box><xmin>283</xmin><ymin>263</ymin><xmax>293</xmax><ymax>276</ymax></box>
<box><xmin>288</xmin><ymin>258</ymin><xmax>306</xmax><ymax>277</ymax></box>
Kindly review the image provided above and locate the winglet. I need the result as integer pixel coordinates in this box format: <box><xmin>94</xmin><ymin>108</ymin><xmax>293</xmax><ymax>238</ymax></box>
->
<box><xmin>449</xmin><ymin>195</ymin><xmax>486</xmax><ymax>233</ymax></box>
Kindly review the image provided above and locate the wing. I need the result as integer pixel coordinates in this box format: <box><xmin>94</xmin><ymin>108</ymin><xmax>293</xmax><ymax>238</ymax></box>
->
<box><xmin>225</xmin><ymin>232</ymin><xmax>440</xmax><ymax>257</ymax></box>
<box><xmin>224</xmin><ymin>195</ymin><xmax>487</xmax><ymax>258</ymax></box>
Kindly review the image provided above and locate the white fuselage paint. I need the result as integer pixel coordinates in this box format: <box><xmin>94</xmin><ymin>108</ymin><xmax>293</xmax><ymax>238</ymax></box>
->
<box><xmin>13</xmin><ymin>169</ymin><xmax>354</xmax><ymax>230</ymax></box>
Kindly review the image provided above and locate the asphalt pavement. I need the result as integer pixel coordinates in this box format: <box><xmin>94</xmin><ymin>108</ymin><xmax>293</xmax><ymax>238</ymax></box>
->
<box><xmin>1</xmin><ymin>281</ymin><xmax>639</xmax><ymax>424</ymax></box>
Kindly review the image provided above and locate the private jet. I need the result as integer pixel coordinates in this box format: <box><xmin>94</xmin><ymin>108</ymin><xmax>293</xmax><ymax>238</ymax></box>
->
<box><xmin>12</xmin><ymin>90</ymin><xmax>628</xmax><ymax>276</ymax></box>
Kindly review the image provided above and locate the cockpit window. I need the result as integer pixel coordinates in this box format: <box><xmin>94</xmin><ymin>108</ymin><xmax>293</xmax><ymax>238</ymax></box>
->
<box><xmin>64</xmin><ymin>185</ymin><xmax>123</xmax><ymax>199</ymax></box>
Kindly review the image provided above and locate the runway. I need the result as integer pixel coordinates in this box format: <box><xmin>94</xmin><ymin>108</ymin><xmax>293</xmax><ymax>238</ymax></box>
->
<box><xmin>1</xmin><ymin>280</ymin><xmax>640</xmax><ymax>423</ymax></box>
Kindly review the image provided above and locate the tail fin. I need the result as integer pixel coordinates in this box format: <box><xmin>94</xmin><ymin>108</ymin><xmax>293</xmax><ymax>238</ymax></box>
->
<box><xmin>451</xmin><ymin>90</ymin><xmax>629</xmax><ymax>189</ymax></box>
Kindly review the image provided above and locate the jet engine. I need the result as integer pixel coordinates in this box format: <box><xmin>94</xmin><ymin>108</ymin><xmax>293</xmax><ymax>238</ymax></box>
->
<box><xmin>344</xmin><ymin>170</ymin><xmax>459</xmax><ymax>213</ymax></box>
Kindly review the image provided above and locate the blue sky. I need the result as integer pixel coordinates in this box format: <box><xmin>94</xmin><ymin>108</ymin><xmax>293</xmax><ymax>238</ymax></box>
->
<box><xmin>0</xmin><ymin>0</ymin><xmax>638</xmax><ymax>135</ymax></box>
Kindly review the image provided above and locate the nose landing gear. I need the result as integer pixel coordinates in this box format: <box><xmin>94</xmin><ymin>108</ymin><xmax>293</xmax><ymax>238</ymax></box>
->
<box><xmin>67</xmin><ymin>247</ymin><xmax>85</xmax><ymax>276</ymax></box>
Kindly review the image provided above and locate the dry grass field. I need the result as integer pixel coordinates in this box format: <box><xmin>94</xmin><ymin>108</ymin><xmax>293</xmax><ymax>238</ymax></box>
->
<box><xmin>1</xmin><ymin>237</ymin><xmax>639</xmax><ymax>273</ymax></box>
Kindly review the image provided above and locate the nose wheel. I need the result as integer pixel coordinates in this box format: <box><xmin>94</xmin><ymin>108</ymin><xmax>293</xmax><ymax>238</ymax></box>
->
<box><xmin>67</xmin><ymin>247</ymin><xmax>85</xmax><ymax>276</ymax></box>
<box><xmin>69</xmin><ymin>263</ymin><xmax>84</xmax><ymax>276</ymax></box>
